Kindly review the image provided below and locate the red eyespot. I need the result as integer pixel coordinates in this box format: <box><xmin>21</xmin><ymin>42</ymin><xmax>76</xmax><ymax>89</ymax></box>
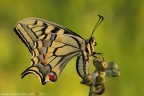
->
<box><xmin>48</xmin><ymin>72</ymin><xmax>57</xmax><ymax>82</ymax></box>
<box><xmin>41</xmin><ymin>60</ymin><xmax>46</xmax><ymax>65</ymax></box>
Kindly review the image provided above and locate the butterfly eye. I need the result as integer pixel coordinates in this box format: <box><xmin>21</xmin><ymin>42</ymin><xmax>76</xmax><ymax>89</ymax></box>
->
<box><xmin>94</xmin><ymin>42</ymin><xmax>97</xmax><ymax>46</ymax></box>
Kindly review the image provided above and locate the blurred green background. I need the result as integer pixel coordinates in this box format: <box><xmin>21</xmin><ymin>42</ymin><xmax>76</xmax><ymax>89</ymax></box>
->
<box><xmin>0</xmin><ymin>0</ymin><xmax>144</xmax><ymax>96</ymax></box>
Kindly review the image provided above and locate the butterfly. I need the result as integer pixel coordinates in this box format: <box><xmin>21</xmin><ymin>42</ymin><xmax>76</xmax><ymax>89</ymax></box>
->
<box><xmin>14</xmin><ymin>15</ymin><xmax>104</xmax><ymax>85</ymax></box>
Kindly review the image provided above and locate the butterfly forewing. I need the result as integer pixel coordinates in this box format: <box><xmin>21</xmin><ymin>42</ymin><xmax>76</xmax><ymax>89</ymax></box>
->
<box><xmin>14</xmin><ymin>17</ymin><xmax>87</xmax><ymax>84</ymax></box>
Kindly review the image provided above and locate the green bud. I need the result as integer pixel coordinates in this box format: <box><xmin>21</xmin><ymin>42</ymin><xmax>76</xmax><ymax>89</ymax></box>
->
<box><xmin>106</xmin><ymin>62</ymin><xmax>120</xmax><ymax>77</ymax></box>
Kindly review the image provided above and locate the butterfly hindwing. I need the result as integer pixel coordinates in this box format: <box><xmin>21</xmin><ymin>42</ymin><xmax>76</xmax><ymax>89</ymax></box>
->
<box><xmin>14</xmin><ymin>17</ymin><xmax>87</xmax><ymax>84</ymax></box>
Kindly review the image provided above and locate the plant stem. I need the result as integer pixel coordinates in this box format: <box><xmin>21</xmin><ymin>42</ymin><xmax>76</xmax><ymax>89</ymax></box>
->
<box><xmin>89</xmin><ymin>86</ymin><xmax>93</xmax><ymax>96</ymax></box>
<box><xmin>89</xmin><ymin>86</ymin><xmax>100</xmax><ymax>96</ymax></box>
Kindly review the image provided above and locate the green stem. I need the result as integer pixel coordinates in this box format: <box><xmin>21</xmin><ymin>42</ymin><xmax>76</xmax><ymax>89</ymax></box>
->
<box><xmin>89</xmin><ymin>86</ymin><xmax>93</xmax><ymax>96</ymax></box>
<box><xmin>89</xmin><ymin>86</ymin><xmax>100</xmax><ymax>96</ymax></box>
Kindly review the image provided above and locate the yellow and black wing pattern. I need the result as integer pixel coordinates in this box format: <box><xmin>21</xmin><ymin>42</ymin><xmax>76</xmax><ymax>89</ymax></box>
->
<box><xmin>14</xmin><ymin>18</ymin><xmax>87</xmax><ymax>85</ymax></box>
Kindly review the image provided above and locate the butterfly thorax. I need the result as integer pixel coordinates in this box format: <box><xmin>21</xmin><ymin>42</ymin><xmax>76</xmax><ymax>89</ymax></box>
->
<box><xmin>85</xmin><ymin>37</ymin><xmax>96</xmax><ymax>56</ymax></box>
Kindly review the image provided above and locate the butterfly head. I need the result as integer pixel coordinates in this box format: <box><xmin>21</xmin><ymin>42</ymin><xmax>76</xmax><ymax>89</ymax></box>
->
<box><xmin>89</xmin><ymin>37</ymin><xmax>97</xmax><ymax>47</ymax></box>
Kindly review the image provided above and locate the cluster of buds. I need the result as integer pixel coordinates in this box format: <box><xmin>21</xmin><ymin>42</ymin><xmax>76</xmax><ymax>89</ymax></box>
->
<box><xmin>81</xmin><ymin>54</ymin><xmax>120</xmax><ymax>96</ymax></box>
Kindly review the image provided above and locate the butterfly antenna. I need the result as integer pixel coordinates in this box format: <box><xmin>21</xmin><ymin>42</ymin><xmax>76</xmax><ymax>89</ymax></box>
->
<box><xmin>91</xmin><ymin>15</ymin><xmax>104</xmax><ymax>37</ymax></box>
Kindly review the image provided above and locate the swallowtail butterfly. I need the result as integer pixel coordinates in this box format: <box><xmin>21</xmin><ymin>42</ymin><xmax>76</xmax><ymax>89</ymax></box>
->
<box><xmin>14</xmin><ymin>15</ymin><xmax>104</xmax><ymax>85</ymax></box>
